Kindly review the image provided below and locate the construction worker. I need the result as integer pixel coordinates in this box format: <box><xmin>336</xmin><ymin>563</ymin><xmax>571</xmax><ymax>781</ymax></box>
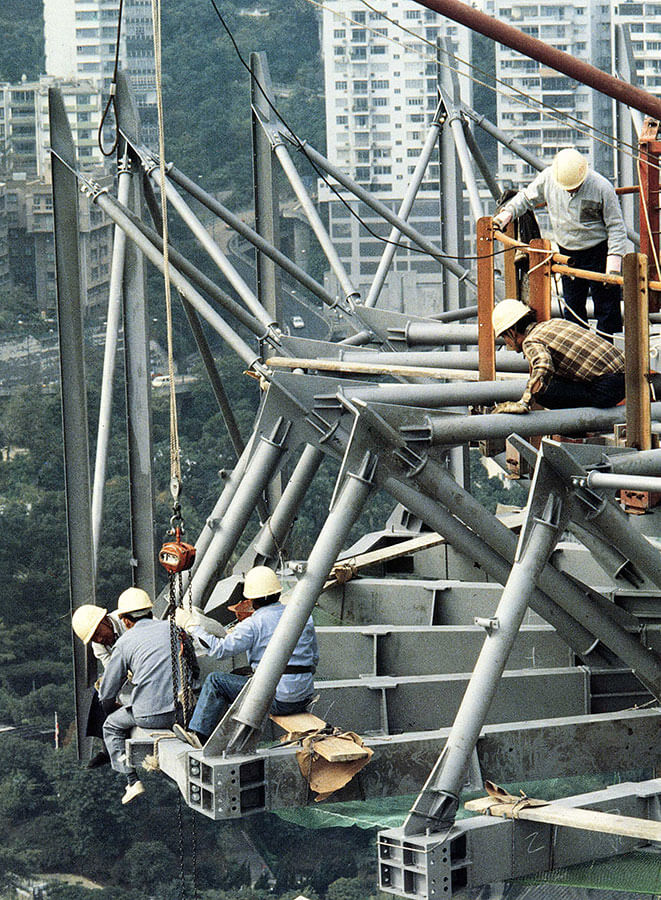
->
<box><xmin>71</xmin><ymin>604</ymin><xmax>127</xmax><ymax>768</ymax></box>
<box><xmin>492</xmin><ymin>148</ymin><xmax>627</xmax><ymax>337</ymax></box>
<box><xmin>98</xmin><ymin>587</ymin><xmax>177</xmax><ymax>804</ymax></box>
<box><xmin>491</xmin><ymin>299</ymin><xmax>625</xmax><ymax>413</ymax></box>
<box><xmin>173</xmin><ymin>566</ymin><xmax>318</xmax><ymax>748</ymax></box>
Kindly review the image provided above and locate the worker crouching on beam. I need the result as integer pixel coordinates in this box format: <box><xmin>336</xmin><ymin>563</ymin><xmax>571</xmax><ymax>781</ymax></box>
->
<box><xmin>173</xmin><ymin>566</ymin><xmax>318</xmax><ymax>749</ymax></box>
<box><xmin>491</xmin><ymin>298</ymin><xmax>625</xmax><ymax>414</ymax></box>
<box><xmin>493</xmin><ymin>147</ymin><xmax>626</xmax><ymax>339</ymax></box>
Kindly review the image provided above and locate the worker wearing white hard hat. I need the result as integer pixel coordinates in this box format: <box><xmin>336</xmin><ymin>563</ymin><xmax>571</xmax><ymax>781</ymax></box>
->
<box><xmin>491</xmin><ymin>299</ymin><xmax>625</xmax><ymax>414</ymax></box>
<box><xmin>172</xmin><ymin>566</ymin><xmax>318</xmax><ymax>749</ymax></box>
<box><xmin>493</xmin><ymin>148</ymin><xmax>627</xmax><ymax>338</ymax></box>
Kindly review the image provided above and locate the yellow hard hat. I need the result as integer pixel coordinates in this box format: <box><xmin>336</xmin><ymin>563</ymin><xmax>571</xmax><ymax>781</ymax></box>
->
<box><xmin>551</xmin><ymin>148</ymin><xmax>588</xmax><ymax>191</ymax></box>
<box><xmin>117</xmin><ymin>586</ymin><xmax>153</xmax><ymax>615</ymax></box>
<box><xmin>72</xmin><ymin>604</ymin><xmax>107</xmax><ymax>644</ymax></box>
<box><xmin>243</xmin><ymin>566</ymin><xmax>282</xmax><ymax>600</ymax></box>
<box><xmin>492</xmin><ymin>299</ymin><xmax>531</xmax><ymax>337</ymax></box>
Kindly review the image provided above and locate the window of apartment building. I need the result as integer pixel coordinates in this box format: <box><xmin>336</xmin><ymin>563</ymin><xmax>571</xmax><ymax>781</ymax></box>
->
<box><xmin>76</xmin><ymin>27</ymin><xmax>99</xmax><ymax>37</ymax></box>
<box><xmin>335</xmin><ymin>81</ymin><xmax>347</xmax><ymax>90</ymax></box>
<box><xmin>373</xmin><ymin>148</ymin><xmax>391</xmax><ymax>157</ymax></box>
<box><xmin>355</xmin><ymin>166</ymin><xmax>370</xmax><ymax>180</ymax></box>
<box><xmin>352</xmin><ymin>29</ymin><xmax>367</xmax><ymax>41</ymax></box>
<box><xmin>407</xmin><ymin>113</ymin><xmax>424</xmax><ymax>122</ymax></box>
<box><xmin>76</xmin><ymin>10</ymin><xmax>98</xmax><ymax>19</ymax></box>
<box><xmin>373</xmin><ymin>165</ymin><xmax>392</xmax><ymax>174</ymax></box>
<box><xmin>334</xmin><ymin>46</ymin><xmax>345</xmax><ymax>56</ymax></box>
<box><xmin>407</xmin><ymin>97</ymin><xmax>424</xmax><ymax>105</ymax></box>
<box><xmin>354</xmin><ymin>115</ymin><xmax>369</xmax><ymax>126</ymax></box>
<box><xmin>355</xmin><ymin>132</ymin><xmax>370</xmax><ymax>145</ymax></box>
<box><xmin>333</xmin><ymin>29</ymin><xmax>345</xmax><ymax>37</ymax></box>
<box><xmin>371</xmin><ymin>45</ymin><xmax>386</xmax><ymax>54</ymax></box>
<box><xmin>356</xmin><ymin>149</ymin><xmax>370</xmax><ymax>162</ymax></box>
<box><xmin>332</xmin><ymin>223</ymin><xmax>351</xmax><ymax>238</ymax></box>
<box><xmin>373</xmin><ymin>114</ymin><xmax>390</xmax><ymax>123</ymax></box>
<box><xmin>425</xmin><ymin>27</ymin><xmax>438</xmax><ymax>40</ymax></box>
<box><xmin>405</xmin><ymin>79</ymin><xmax>423</xmax><ymax>89</ymax></box>
<box><xmin>353</xmin><ymin>80</ymin><xmax>368</xmax><ymax>92</ymax></box>
<box><xmin>373</xmin><ymin>97</ymin><xmax>388</xmax><ymax>106</ymax></box>
<box><xmin>353</xmin><ymin>97</ymin><xmax>368</xmax><ymax>109</ymax></box>
<box><xmin>372</xmin><ymin>79</ymin><xmax>389</xmax><ymax>89</ymax></box>
<box><xmin>351</xmin><ymin>47</ymin><xmax>367</xmax><ymax>59</ymax></box>
<box><xmin>336</xmin><ymin>115</ymin><xmax>348</xmax><ymax>124</ymax></box>
<box><xmin>352</xmin><ymin>11</ymin><xmax>366</xmax><ymax>22</ymax></box>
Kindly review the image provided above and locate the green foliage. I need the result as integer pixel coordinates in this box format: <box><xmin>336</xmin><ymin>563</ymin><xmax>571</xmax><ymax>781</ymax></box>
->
<box><xmin>0</xmin><ymin>3</ymin><xmax>43</xmax><ymax>82</ymax></box>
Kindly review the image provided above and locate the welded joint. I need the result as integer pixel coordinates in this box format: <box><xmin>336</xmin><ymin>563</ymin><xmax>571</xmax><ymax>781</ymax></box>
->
<box><xmin>474</xmin><ymin>616</ymin><xmax>499</xmax><ymax>635</ymax></box>
<box><xmin>263</xmin><ymin>416</ymin><xmax>291</xmax><ymax>449</ymax></box>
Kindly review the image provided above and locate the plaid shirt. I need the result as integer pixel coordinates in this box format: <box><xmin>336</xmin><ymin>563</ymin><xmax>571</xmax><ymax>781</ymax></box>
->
<box><xmin>521</xmin><ymin>319</ymin><xmax>624</xmax><ymax>405</ymax></box>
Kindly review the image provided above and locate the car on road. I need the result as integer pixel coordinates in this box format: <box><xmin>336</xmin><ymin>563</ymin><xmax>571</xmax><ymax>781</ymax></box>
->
<box><xmin>292</xmin><ymin>316</ymin><xmax>305</xmax><ymax>329</ymax></box>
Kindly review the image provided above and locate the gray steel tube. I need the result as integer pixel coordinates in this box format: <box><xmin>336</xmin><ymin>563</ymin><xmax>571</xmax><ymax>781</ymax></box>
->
<box><xmin>168</xmin><ymin>169</ymin><xmax>336</xmax><ymax>310</ymax></box>
<box><xmin>608</xmin><ymin>449</ymin><xmax>661</xmax><ymax>476</ymax></box>
<box><xmin>586</xmin><ymin>472</ymin><xmax>661</xmax><ymax>493</ymax></box>
<box><xmin>188</xmin><ymin>422</ymin><xmax>289</xmax><ymax>608</ymax></box>
<box><xmin>343</xmin><ymin>380</ymin><xmax>527</xmax><ymax>407</ymax></box>
<box><xmin>229</xmin><ymin>454</ymin><xmax>375</xmax><ymax>737</ymax></box>
<box><xmin>298</xmin><ymin>141</ymin><xmax>477</xmax><ymax>289</ymax></box>
<box><xmin>252</xmin><ymin>443</ymin><xmax>325</xmax><ymax>564</ymax></box>
<box><xmin>366</xmin><ymin>122</ymin><xmax>441</xmax><ymax>308</ymax></box>
<box><xmin>419</xmin><ymin>404</ymin><xmax>661</xmax><ymax>444</ymax></box>
<box><xmin>274</xmin><ymin>143</ymin><xmax>358</xmax><ymax>303</ymax></box>
<box><xmin>403</xmin><ymin>494</ymin><xmax>562</xmax><ymax>833</ymax></box>
<box><xmin>383</xmin><ymin>475</ymin><xmax>603</xmax><ymax>660</ymax></box>
<box><xmin>94</xmin><ymin>192</ymin><xmax>262</xmax><ymax>369</ymax></box>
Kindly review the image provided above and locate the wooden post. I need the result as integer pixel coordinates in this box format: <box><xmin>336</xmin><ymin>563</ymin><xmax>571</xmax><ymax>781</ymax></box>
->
<box><xmin>623</xmin><ymin>252</ymin><xmax>651</xmax><ymax>451</ymax></box>
<box><xmin>527</xmin><ymin>238</ymin><xmax>552</xmax><ymax>322</ymax></box>
<box><xmin>477</xmin><ymin>217</ymin><xmax>496</xmax><ymax>382</ymax></box>
<box><xmin>638</xmin><ymin>118</ymin><xmax>661</xmax><ymax>312</ymax></box>
<box><xmin>502</xmin><ymin>221</ymin><xmax>517</xmax><ymax>299</ymax></box>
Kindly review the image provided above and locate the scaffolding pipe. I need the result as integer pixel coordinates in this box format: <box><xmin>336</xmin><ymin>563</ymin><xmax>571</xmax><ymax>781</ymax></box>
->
<box><xmin>403</xmin><ymin>491</ymin><xmax>563</xmax><ymax>834</ymax></box>
<box><xmin>586</xmin><ymin>471</ymin><xmax>661</xmax><ymax>492</ymax></box>
<box><xmin>343</xmin><ymin>379</ymin><xmax>527</xmax><ymax>407</ymax></box>
<box><xmin>608</xmin><ymin>448</ymin><xmax>661</xmax><ymax>476</ymax></box>
<box><xmin>365</xmin><ymin>119</ymin><xmax>442</xmax><ymax>308</ymax></box>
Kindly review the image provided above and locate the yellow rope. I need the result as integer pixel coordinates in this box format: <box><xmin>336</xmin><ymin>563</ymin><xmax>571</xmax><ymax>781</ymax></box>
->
<box><xmin>151</xmin><ymin>0</ymin><xmax>181</xmax><ymax>489</ymax></box>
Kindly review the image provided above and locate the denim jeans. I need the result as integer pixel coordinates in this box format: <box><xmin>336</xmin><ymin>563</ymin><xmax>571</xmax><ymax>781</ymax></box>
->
<box><xmin>188</xmin><ymin>671</ymin><xmax>311</xmax><ymax>738</ymax></box>
<box><xmin>558</xmin><ymin>240</ymin><xmax>622</xmax><ymax>338</ymax></box>
<box><xmin>103</xmin><ymin>706</ymin><xmax>175</xmax><ymax>775</ymax></box>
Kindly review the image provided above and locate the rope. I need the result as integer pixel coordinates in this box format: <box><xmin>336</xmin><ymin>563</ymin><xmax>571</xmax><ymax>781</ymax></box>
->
<box><xmin>151</xmin><ymin>0</ymin><xmax>181</xmax><ymax>494</ymax></box>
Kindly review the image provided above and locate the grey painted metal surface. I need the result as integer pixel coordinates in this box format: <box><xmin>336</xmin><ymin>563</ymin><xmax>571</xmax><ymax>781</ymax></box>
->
<box><xmin>50</xmin><ymin>88</ymin><xmax>97</xmax><ymax>758</ymax></box>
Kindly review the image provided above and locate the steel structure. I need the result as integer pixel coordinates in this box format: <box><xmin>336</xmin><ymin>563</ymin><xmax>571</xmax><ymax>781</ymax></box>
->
<box><xmin>51</xmin><ymin>9</ymin><xmax>661</xmax><ymax>895</ymax></box>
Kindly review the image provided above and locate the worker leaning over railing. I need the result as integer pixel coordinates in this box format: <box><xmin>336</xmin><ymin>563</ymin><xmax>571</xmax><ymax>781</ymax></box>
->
<box><xmin>491</xmin><ymin>298</ymin><xmax>625</xmax><ymax>414</ymax></box>
<box><xmin>493</xmin><ymin>147</ymin><xmax>627</xmax><ymax>339</ymax></box>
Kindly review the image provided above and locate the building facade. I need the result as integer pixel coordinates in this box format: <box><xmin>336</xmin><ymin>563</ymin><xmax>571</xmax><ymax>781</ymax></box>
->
<box><xmin>319</xmin><ymin>0</ymin><xmax>473</xmax><ymax>314</ymax></box>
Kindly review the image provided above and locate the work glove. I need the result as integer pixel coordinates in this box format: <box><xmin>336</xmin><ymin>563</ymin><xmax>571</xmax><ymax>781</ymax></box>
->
<box><xmin>175</xmin><ymin>606</ymin><xmax>202</xmax><ymax>630</ymax></box>
<box><xmin>492</xmin><ymin>209</ymin><xmax>513</xmax><ymax>230</ymax></box>
<box><xmin>606</xmin><ymin>254</ymin><xmax>622</xmax><ymax>275</ymax></box>
<box><xmin>492</xmin><ymin>400</ymin><xmax>529</xmax><ymax>415</ymax></box>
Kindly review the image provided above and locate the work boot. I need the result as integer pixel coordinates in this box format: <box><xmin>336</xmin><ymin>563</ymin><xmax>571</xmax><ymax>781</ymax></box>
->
<box><xmin>86</xmin><ymin>749</ymin><xmax>111</xmax><ymax>769</ymax></box>
<box><xmin>121</xmin><ymin>780</ymin><xmax>145</xmax><ymax>804</ymax></box>
<box><xmin>173</xmin><ymin>723</ymin><xmax>203</xmax><ymax>749</ymax></box>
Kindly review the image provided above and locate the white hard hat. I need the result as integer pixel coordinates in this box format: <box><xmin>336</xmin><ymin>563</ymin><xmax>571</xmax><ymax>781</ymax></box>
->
<box><xmin>551</xmin><ymin>148</ymin><xmax>588</xmax><ymax>191</ymax></box>
<box><xmin>72</xmin><ymin>604</ymin><xmax>107</xmax><ymax>644</ymax></box>
<box><xmin>492</xmin><ymin>299</ymin><xmax>532</xmax><ymax>337</ymax></box>
<box><xmin>117</xmin><ymin>586</ymin><xmax>153</xmax><ymax>616</ymax></box>
<box><xmin>243</xmin><ymin>566</ymin><xmax>282</xmax><ymax>600</ymax></box>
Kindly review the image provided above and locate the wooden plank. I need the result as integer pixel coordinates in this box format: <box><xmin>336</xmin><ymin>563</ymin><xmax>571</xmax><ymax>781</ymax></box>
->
<box><xmin>624</xmin><ymin>252</ymin><xmax>651</xmax><ymax>451</ymax></box>
<box><xmin>477</xmin><ymin>217</ymin><xmax>496</xmax><ymax>382</ymax></box>
<box><xmin>270</xmin><ymin>712</ymin><xmax>326</xmax><ymax>734</ymax></box>
<box><xmin>312</xmin><ymin>736</ymin><xmax>371</xmax><ymax>762</ymax></box>
<box><xmin>322</xmin><ymin>533</ymin><xmax>445</xmax><ymax>590</ymax></box>
<box><xmin>266</xmin><ymin>357</ymin><xmax>522</xmax><ymax>382</ymax></box>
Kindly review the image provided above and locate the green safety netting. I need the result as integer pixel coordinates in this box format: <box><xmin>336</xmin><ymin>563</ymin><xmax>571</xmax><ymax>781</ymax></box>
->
<box><xmin>514</xmin><ymin>850</ymin><xmax>661</xmax><ymax>895</ymax></box>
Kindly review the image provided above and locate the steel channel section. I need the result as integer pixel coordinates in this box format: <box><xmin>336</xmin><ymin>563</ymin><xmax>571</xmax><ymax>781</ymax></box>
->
<box><xmin>403</xmin><ymin>472</ymin><xmax>563</xmax><ymax>835</ymax></box>
<box><xmin>188</xmin><ymin>421</ymin><xmax>290</xmax><ymax>609</ymax></box>
<box><xmin>365</xmin><ymin>113</ymin><xmax>442</xmax><ymax>308</ymax></box>
<box><xmin>92</xmin><ymin>191</ymin><xmax>263</xmax><ymax>368</ymax></box>
<box><xmin>91</xmin><ymin>159</ymin><xmax>131</xmax><ymax>566</ymax></box>
<box><xmin>122</xmin><ymin>159</ymin><xmax>156</xmax><ymax>599</ymax></box>
<box><xmin>49</xmin><ymin>87</ymin><xmax>97</xmax><ymax>758</ymax></box>
<box><xmin>251</xmin><ymin>443</ymin><xmax>324</xmax><ymax>564</ymax></box>
<box><xmin>315</xmin><ymin>626</ymin><xmax>572</xmax><ymax>679</ymax></box>
<box><xmin>226</xmin><ymin>453</ymin><xmax>376</xmax><ymax>742</ymax></box>
<box><xmin>138</xmin><ymin>709</ymin><xmax>661</xmax><ymax>821</ymax></box>
<box><xmin>379</xmin><ymin>780</ymin><xmax>661</xmax><ymax>899</ymax></box>
<box><xmin>274</xmin><ymin>143</ymin><xmax>359</xmax><ymax>304</ymax></box>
